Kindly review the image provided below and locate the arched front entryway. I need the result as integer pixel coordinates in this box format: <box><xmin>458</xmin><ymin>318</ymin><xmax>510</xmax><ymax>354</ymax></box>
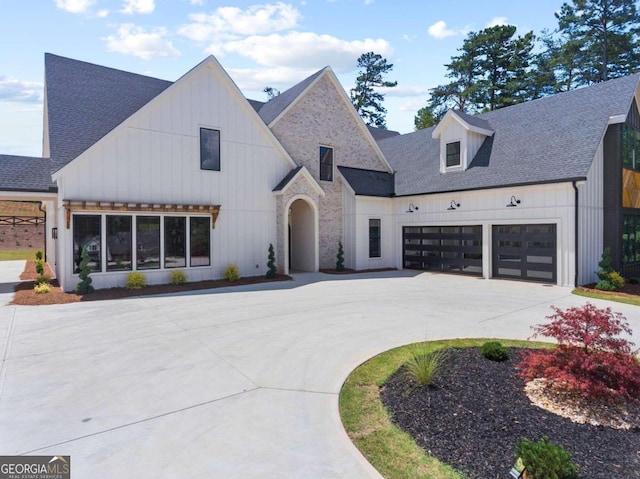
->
<box><xmin>286</xmin><ymin>196</ymin><xmax>318</xmax><ymax>273</ymax></box>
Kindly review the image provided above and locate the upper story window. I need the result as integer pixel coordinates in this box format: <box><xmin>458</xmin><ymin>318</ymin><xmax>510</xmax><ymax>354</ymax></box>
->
<box><xmin>200</xmin><ymin>128</ymin><xmax>220</xmax><ymax>171</ymax></box>
<box><xmin>320</xmin><ymin>146</ymin><xmax>333</xmax><ymax>181</ymax></box>
<box><xmin>445</xmin><ymin>141</ymin><xmax>461</xmax><ymax>168</ymax></box>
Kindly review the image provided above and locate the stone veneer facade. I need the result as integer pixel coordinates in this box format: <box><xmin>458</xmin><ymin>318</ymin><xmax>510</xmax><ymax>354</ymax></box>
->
<box><xmin>270</xmin><ymin>74</ymin><xmax>390</xmax><ymax>269</ymax></box>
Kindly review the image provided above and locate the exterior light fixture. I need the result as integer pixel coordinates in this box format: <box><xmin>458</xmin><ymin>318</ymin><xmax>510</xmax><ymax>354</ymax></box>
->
<box><xmin>506</xmin><ymin>196</ymin><xmax>521</xmax><ymax>207</ymax></box>
<box><xmin>406</xmin><ymin>203</ymin><xmax>419</xmax><ymax>213</ymax></box>
<box><xmin>52</xmin><ymin>227</ymin><xmax>58</xmax><ymax>239</ymax></box>
<box><xmin>447</xmin><ymin>200</ymin><xmax>460</xmax><ymax>211</ymax></box>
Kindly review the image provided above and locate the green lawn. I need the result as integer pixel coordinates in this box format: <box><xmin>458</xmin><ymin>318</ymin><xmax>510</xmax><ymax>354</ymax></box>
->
<box><xmin>572</xmin><ymin>288</ymin><xmax>640</xmax><ymax>307</ymax></box>
<box><xmin>339</xmin><ymin>338</ymin><xmax>551</xmax><ymax>479</ymax></box>
<box><xmin>0</xmin><ymin>249</ymin><xmax>37</xmax><ymax>261</ymax></box>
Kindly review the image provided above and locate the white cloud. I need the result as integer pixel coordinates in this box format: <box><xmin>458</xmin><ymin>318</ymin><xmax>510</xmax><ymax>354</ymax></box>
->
<box><xmin>382</xmin><ymin>85</ymin><xmax>432</xmax><ymax>98</ymax></box>
<box><xmin>427</xmin><ymin>20</ymin><xmax>459</xmax><ymax>39</ymax></box>
<box><xmin>0</xmin><ymin>77</ymin><xmax>43</xmax><ymax>103</ymax></box>
<box><xmin>227</xmin><ymin>66</ymin><xmax>317</xmax><ymax>91</ymax></box>
<box><xmin>179</xmin><ymin>3</ymin><xmax>300</xmax><ymax>42</ymax></box>
<box><xmin>103</xmin><ymin>24</ymin><xmax>180</xmax><ymax>59</ymax></box>
<box><xmin>486</xmin><ymin>16</ymin><xmax>508</xmax><ymax>27</ymax></box>
<box><xmin>97</xmin><ymin>9</ymin><xmax>109</xmax><ymax>17</ymax></box>
<box><xmin>210</xmin><ymin>32</ymin><xmax>392</xmax><ymax>72</ymax></box>
<box><xmin>190</xmin><ymin>0</ymin><xmax>204</xmax><ymax>4</ymax></box>
<box><xmin>121</xmin><ymin>0</ymin><xmax>155</xmax><ymax>14</ymax></box>
<box><xmin>398</xmin><ymin>98</ymin><xmax>428</xmax><ymax>112</ymax></box>
<box><xmin>364</xmin><ymin>0</ymin><xmax>374</xmax><ymax>4</ymax></box>
<box><xmin>54</xmin><ymin>0</ymin><xmax>95</xmax><ymax>14</ymax></box>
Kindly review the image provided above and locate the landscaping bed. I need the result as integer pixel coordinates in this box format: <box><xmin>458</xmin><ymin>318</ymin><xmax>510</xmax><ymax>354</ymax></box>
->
<box><xmin>12</xmin><ymin>261</ymin><xmax>291</xmax><ymax>305</ymax></box>
<box><xmin>380</xmin><ymin>347</ymin><xmax>640</xmax><ymax>479</ymax></box>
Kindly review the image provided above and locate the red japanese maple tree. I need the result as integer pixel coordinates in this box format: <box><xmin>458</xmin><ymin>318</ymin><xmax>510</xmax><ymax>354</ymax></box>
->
<box><xmin>518</xmin><ymin>303</ymin><xmax>640</xmax><ymax>403</ymax></box>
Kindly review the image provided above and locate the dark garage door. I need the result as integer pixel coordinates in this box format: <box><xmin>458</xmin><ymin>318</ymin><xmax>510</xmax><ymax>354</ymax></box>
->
<box><xmin>403</xmin><ymin>225</ymin><xmax>482</xmax><ymax>275</ymax></box>
<box><xmin>492</xmin><ymin>224</ymin><xmax>556</xmax><ymax>283</ymax></box>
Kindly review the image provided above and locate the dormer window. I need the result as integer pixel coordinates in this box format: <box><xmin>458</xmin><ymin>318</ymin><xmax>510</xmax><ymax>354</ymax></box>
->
<box><xmin>446</xmin><ymin>141</ymin><xmax>461</xmax><ymax>168</ymax></box>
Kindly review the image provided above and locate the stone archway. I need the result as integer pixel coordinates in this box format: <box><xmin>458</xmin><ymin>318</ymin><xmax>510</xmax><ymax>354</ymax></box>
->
<box><xmin>287</xmin><ymin>197</ymin><xmax>317</xmax><ymax>272</ymax></box>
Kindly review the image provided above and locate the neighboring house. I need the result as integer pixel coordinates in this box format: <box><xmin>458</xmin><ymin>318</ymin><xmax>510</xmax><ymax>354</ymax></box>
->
<box><xmin>0</xmin><ymin>53</ymin><xmax>639</xmax><ymax>291</ymax></box>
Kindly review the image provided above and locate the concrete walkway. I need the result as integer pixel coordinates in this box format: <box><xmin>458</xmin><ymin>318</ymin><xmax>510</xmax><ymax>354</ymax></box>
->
<box><xmin>0</xmin><ymin>267</ymin><xmax>638</xmax><ymax>478</ymax></box>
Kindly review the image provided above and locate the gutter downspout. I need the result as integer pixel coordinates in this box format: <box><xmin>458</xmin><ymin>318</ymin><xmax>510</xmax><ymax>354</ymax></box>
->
<box><xmin>572</xmin><ymin>181</ymin><xmax>579</xmax><ymax>287</ymax></box>
<box><xmin>38</xmin><ymin>201</ymin><xmax>47</xmax><ymax>263</ymax></box>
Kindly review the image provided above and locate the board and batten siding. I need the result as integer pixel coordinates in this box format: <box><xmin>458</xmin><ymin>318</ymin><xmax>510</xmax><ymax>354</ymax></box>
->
<box><xmin>438</xmin><ymin>121</ymin><xmax>488</xmax><ymax>172</ymax></box>
<box><xmin>52</xmin><ymin>61</ymin><xmax>293</xmax><ymax>291</ymax></box>
<box><xmin>577</xmin><ymin>141</ymin><xmax>604</xmax><ymax>286</ymax></box>
<box><xmin>393</xmin><ymin>182</ymin><xmax>577</xmax><ymax>286</ymax></box>
<box><xmin>352</xmin><ymin>196</ymin><xmax>395</xmax><ymax>270</ymax></box>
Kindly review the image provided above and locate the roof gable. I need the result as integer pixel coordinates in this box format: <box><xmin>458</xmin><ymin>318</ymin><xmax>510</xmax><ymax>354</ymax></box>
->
<box><xmin>45</xmin><ymin>53</ymin><xmax>172</xmax><ymax>171</ymax></box>
<box><xmin>432</xmin><ymin>109</ymin><xmax>494</xmax><ymax>138</ymax></box>
<box><xmin>273</xmin><ymin>166</ymin><xmax>325</xmax><ymax>197</ymax></box>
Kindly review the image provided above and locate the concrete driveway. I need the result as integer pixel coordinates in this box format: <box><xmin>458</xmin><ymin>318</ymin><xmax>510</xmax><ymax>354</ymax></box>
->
<box><xmin>1</xmin><ymin>265</ymin><xmax>639</xmax><ymax>478</ymax></box>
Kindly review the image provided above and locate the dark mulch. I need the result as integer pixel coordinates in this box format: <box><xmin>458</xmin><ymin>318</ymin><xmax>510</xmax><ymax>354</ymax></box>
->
<box><xmin>579</xmin><ymin>283</ymin><xmax>640</xmax><ymax>298</ymax></box>
<box><xmin>380</xmin><ymin>347</ymin><xmax>640</xmax><ymax>479</ymax></box>
<box><xmin>12</xmin><ymin>264</ymin><xmax>291</xmax><ymax>305</ymax></box>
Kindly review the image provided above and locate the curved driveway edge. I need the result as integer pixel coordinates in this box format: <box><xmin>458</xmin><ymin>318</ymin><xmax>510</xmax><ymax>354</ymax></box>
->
<box><xmin>1</xmin><ymin>270</ymin><xmax>638</xmax><ymax>478</ymax></box>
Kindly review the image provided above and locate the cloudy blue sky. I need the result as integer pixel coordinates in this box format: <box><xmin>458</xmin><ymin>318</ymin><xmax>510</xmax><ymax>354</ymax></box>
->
<box><xmin>1</xmin><ymin>0</ymin><xmax>566</xmax><ymax>157</ymax></box>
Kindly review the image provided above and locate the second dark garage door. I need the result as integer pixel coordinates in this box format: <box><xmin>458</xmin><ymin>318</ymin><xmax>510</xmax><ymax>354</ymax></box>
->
<box><xmin>492</xmin><ymin>224</ymin><xmax>557</xmax><ymax>283</ymax></box>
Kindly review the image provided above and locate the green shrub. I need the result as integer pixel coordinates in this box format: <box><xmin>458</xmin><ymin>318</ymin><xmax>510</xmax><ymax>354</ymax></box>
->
<box><xmin>336</xmin><ymin>241</ymin><xmax>345</xmax><ymax>272</ymax></box>
<box><xmin>223</xmin><ymin>264</ymin><xmax>240</xmax><ymax>282</ymax></box>
<box><xmin>34</xmin><ymin>282</ymin><xmax>51</xmax><ymax>294</ymax></box>
<box><xmin>595</xmin><ymin>279</ymin><xmax>615</xmax><ymax>291</ymax></box>
<box><xmin>404</xmin><ymin>345</ymin><xmax>448</xmax><ymax>387</ymax></box>
<box><xmin>608</xmin><ymin>271</ymin><xmax>625</xmax><ymax>289</ymax></box>
<box><xmin>125</xmin><ymin>272</ymin><xmax>147</xmax><ymax>290</ymax></box>
<box><xmin>266</xmin><ymin>243</ymin><xmax>277</xmax><ymax>279</ymax></box>
<box><xmin>35</xmin><ymin>258</ymin><xmax>45</xmax><ymax>275</ymax></box>
<box><xmin>75</xmin><ymin>247</ymin><xmax>94</xmax><ymax>295</ymax></box>
<box><xmin>35</xmin><ymin>250</ymin><xmax>43</xmax><ymax>261</ymax></box>
<box><xmin>480</xmin><ymin>341</ymin><xmax>508</xmax><ymax>361</ymax></box>
<box><xmin>34</xmin><ymin>274</ymin><xmax>51</xmax><ymax>285</ymax></box>
<box><xmin>596</xmin><ymin>247</ymin><xmax>614</xmax><ymax>281</ymax></box>
<box><xmin>516</xmin><ymin>437</ymin><xmax>578</xmax><ymax>479</ymax></box>
<box><xmin>170</xmin><ymin>269</ymin><xmax>187</xmax><ymax>285</ymax></box>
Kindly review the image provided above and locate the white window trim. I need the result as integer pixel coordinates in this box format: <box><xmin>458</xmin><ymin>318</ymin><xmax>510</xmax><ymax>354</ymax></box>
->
<box><xmin>444</xmin><ymin>139</ymin><xmax>463</xmax><ymax>170</ymax></box>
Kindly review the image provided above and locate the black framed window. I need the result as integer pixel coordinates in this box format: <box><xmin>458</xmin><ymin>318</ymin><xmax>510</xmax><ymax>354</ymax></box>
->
<box><xmin>164</xmin><ymin>217</ymin><xmax>186</xmax><ymax>268</ymax></box>
<box><xmin>106</xmin><ymin>216</ymin><xmax>132</xmax><ymax>271</ymax></box>
<box><xmin>446</xmin><ymin>141</ymin><xmax>461</xmax><ymax>167</ymax></box>
<box><xmin>320</xmin><ymin>146</ymin><xmax>333</xmax><ymax>181</ymax></box>
<box><xmin>73</xmin><ymin>215</ymin><xmax>101</xmax><ymax>273</ymax></box>
<box><xmin>369</xmin><ymin>218</ymin><xmax>381</xmax><ymax>258</ymax></box>
<box><xmin>200</xmin><ymin>128</ymin><xmax>220</xmax><ymax>171</ymax></box>
<box><xmin>190</xmin><ymin>217</ymin><xmax>211</xmax><ymax>267</ymax></box>
<box><xmin>623</xmin><ymin>214</ymin><xmax>640</xmax><ymax>264</ymax></box>
<box><xmin>136</xmin><ymin>216</ymin><xmax>160</xmax><ymax>270</ymax></box>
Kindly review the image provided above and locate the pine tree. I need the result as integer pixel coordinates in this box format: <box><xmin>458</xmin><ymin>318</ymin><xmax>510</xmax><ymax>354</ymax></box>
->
<box><xmin>350</xmin><ymin>52</ymin><xmax>398</xmax><ymax>128</ymax></box>
<box><xmin>554</xmin><ymin>0</ymin><xmax>640</xmax><ymax>84</ymax></box>
<box><xmin>414</xmin><ymin>106</ymin><xmax>436</xmax><ymax>130</ymax></box>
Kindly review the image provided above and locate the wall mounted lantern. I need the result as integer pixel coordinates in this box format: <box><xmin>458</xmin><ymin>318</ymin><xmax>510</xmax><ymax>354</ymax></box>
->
<box><xmin>406</xmin><ymin>203</ymin><xmax>419</xmax><ymax>213</ymax></box>
<box><xmin>447</xmin><ymin>200</ymin><xmax>460</xmax><ymax>211</ymax></box>
<box><xmin>52</xmin><ymin>227</ymin><xmax>58</xmax><ymax>239</ymax></box>
<box><xmin>506</xmin><ymin>196</ymin><xmax>521</xmax><ymax>207</ymax></box>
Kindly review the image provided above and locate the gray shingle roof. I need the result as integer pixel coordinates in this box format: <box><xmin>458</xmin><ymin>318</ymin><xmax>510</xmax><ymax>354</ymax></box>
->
<box><xmin>45</xmin><ymin>53</ymin><xmax>172</xmax><ymax>171</ymax></box>
<box><xmin>257</xmin><ymin>68</ymin><xmax>327</xmax><ymax>125</ymax></box>
<box><xmin>367</xmin><ymin>125</ymin><xmax>400</xmax><ymax>141</ymax></box>
<box><xmin>379</xmin><ymin>74</ymin><xmax>640</xmax><ymax>196</ymax></box>
<box><xmin>273</xmin><ymin>166</ymin><xmax>303</xmax><ymax>192</ymax></box>
<box><xmin>0</xmin><ymin>155</ymin><xmax>56</xmax><ymax>192</ymax></box>
<box><xmin>338</xmin><ymin>166</ymin><xmax>394</xmax><ymax>197</ymax></box>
